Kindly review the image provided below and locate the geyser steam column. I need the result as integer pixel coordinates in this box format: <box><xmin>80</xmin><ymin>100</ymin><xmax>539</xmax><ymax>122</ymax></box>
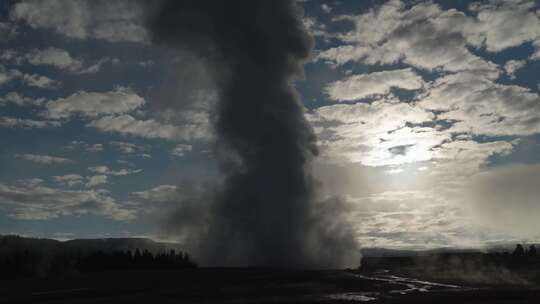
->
<box><xmin>147</xmin><ymin>0</ymin><xmax>359</xmax><ymax>268</ymax></box>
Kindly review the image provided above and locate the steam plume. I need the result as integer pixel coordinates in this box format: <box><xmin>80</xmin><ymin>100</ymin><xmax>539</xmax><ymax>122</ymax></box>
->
<box><xmin>146</xmin><ymin>0</ymin><xmax>360</xmax><ymax>268</ymax></box>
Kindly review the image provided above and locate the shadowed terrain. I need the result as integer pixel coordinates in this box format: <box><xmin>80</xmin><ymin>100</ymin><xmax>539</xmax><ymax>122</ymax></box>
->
<box><xmin>2</xmin><ymin>236</ymin><xmax>540</xmax><ymax>303</ymax></box>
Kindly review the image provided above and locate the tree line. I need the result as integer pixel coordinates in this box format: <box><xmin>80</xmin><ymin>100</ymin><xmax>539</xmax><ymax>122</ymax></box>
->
<box><xmin>0</xmin><ymin>236</ymin><xmax>197</xmax><ymax>280</ymax></box>
<box><xmin>511</xmin><ymin>244</ymin><xmax>537</xmax><ymax>256</ymax></box>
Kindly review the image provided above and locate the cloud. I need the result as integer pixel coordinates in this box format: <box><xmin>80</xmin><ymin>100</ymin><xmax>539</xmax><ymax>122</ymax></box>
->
<box><xmin>325</xmin><ymin>68</ymin><xmax>424</xmax><ymax>101</ymax></box>
<box><xmin>316</xmin><ymin>1</ymin><xmax>500</xmax><ymax>74</ymax></box>
<box><xmin>0</xmin><ymin>92</ymin><xmax>45</xmax><ymax>107</ymax></box>
<box><xmin>304</xmin><ymin>0</ymin><xmax>540</xmax><ymax>250</ymax></box>
<box><xmin>0</xmin><ymin>117</ymin><xmax>60</xmax><ymax>129</ymax></box>
<box><xmin>531</xmin><ymin>40</ymin><xmax>540</xmax><ymax>60</ymax></box>
<box><xmin>504</xmin><ymin>59</ymin><xmax>526</xmax><ymax>79</ymax></box>
<box><xmin>16</xmin><ymin>178</ymin><xmax>45</xmax><ymax>188</ymax></box>
<box><xmin>321</xmin><ymin>4</ymin><xmax>332</xmax><ymax>14</ymax></box>
<box><xmin>53</xmin><ymin>174</ymin><xmax>84</xmax><ymax>187</ymax></box>
<box><xmin>0</xmin><ymin>22</ymin><xmax>18</xmax><ymax>41</ymax></box>
<box><xmin>66</xmin><ymin>141</ymin><xmax>104</xmax><ymax>153</ymax></box>
<box><xmin>132</xmin><ymin>185</ymin><xmax>178</xmax><ymax>203</ymax></box>
<box><xmin>430</xmin><ymin>139</ymin><xmax>515</xmax><ymax>177</ymax></box>
<box><xmin>85</xmin><ymin>175</ymin><xmax>107</xmax><ymax>188</ymax></box>
<box><xmin>0</xmin><ymin>181</ymin><xmax>135</xmax><ymax>220</ymax></box>
<box><xmin>19</xmin><ymin>72</ymin><xmax>58</xmax><ymax>89</ymax></box>
<box><xmin>138</xmin><ymin>60</ymin><xmax>154</xmax><ymax>68</ymax></box>
<box><xmin>6</xmin><ymin>47</ymin><xmax>113</xmax><ymax>74</ymax></box>
<box><xmin>88</xmin><ymin>165</ymin><xmax>142</xmax><ymax>176</ymax></box>
<box><xmin>10</xmin><ymin>0</ymin><xmax>148</xmax><ymax>43</ymax></box>
<box><xmin>303</xmin><ymin>191</ymin><xmax>481</xmax><ymax>250</ymax></box>
<box><xmin>0</xmin><ymin>65</ymin><xmax>58</xmax><ymax>89</ymax></box>
<box><xmin>171</xmin><ymin>144</ymin><xmax>192</xmax><ymax>157</ymax></box>
<box><xmin>43</xmin><ymin>87</ymin><xmax>145</xmax><ymax>119</ymax></box>
<box><xmin>109</xmin><ymin>141</ymin><xmax>148</xmax><ymax>154</ymax></box>
<box><xmin>17</xmin><ymin>154</ymin><xmax>74</xmax><ymax>164</ymax></box>
<box><xmin>24</xmin><ymin>47</ymin><xmax>83</xmax><ymax>71</ymax></box>
<box><xmin>469</xmin><ymin>0</ymin><xmax>540</xmax><ymax>52</ymax></box>
<box><xmin>386</xmin><ymin>168</ymin><xmax>404</xmax><ymax>175</ymax></box>
<box><xmin>86</xmin><ymin>144</ymin><xmax>103</xmax><ymax>153</ymax></box>
<box><xmin>0</xmin><ymin>67</ymin><xmax>58</xmax><ymax>89</ymax></box>
<box><xmin>0</xmin><ymin>65</ymin><xmax>17</xmax><ymax>86</ymax></box>
<box><xmin>317</xmin><ymin>0</ymin><xmax>540</xmax><ymax>72</ymax></box>
<box><xmin>464</xmin><ymin>164</ymin><xmax>540</xmax><ymax>238</ymax></box>
<box><xmin>303</xmin><ymin>16</ymin><xmax>330</xmax><ymax>39</ymax></box>
<box><xmin>88</xmin><ymin>114</ymin><xmax>208</xmax><ymax>141</ymax></box>
<box><xmin>418</xmin><ymin>71</ymin><xmax>540</xmax><ymax>136</ymax></box>
<box><xmin>308</xmin><ymin>98</ymin><xmax>438</xmax><ymax>165</ymax></box>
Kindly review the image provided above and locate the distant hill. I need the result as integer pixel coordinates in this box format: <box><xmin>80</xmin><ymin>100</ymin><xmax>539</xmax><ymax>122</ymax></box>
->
<box><xmin>64</xmin><ymin>237</ymin><xmax>183</xmax><ymax>253</ymax></box>
<box><xmin>0</xmin><ymin>235</ymin><xmax>183</xmax><ymax>255</ymax></box>
<box><xmin>361</xmin><ymin>247</ymin><xmax>484</xmax><ymax>257</ymax></box>
<box><xmin>361</xmin><ymin>244</ymin><xmax>540</xmax><ymax>257</ymax></box>
<box><xmin>2</xmin><ymin>235</ymin><xmax>535</xmax><ymax>258</ymax></box>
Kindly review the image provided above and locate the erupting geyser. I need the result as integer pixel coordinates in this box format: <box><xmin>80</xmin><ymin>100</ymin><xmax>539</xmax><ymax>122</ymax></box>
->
<box><xmin>146</xmin><ymin>0</ymin><xmax>360</xmax><ymax>268</ymax></box>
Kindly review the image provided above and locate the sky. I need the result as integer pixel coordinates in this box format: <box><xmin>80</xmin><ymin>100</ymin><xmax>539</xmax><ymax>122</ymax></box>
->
<box><xmin>1</xmin><ymin>0</ymin><xmax>540</xmax><ymax>250</ymax></box>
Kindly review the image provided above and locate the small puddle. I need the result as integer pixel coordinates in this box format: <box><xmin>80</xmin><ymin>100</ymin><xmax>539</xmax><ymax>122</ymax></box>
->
<box><xmin>326</xmin><ymin>271</ymin><xmax>468</xmax><ymax>301</ymax></box>
<box><xmin>326</xmin><ymin>292</ymin><xmax>378</xmax><ymax>302</ymax></box>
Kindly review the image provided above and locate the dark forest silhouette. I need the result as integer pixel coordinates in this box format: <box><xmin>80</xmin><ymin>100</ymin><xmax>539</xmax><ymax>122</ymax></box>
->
<box><xmin>0</xmin><ymin>235</ymin><xmax>196</xmax><ymax>280</ymax></box>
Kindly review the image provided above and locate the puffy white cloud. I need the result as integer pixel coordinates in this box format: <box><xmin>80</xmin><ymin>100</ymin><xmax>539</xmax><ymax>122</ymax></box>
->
<box><xmin>0</xmin><ymin>182</ymin><xmax>135</xmax><ymax>220</ymax></box>
<box><xmin>85</xmin><ymin>175</ymin><xmax>107</xmax><ymax>188</ymax></box>
<box><xmin>303</xmin><ymin>16</ymin><xmax>330</xmax><ymax>39</ymax></box>
<box><xmin>0</xmin><ymin>65</ymin><xmax>17</xmax><ymax>86</ymax></box>
<box><xmin>25</xmin><ymin>47</ymin><xmax>83</xmax><ymax>71</ymax></box>
<box><xmin>6</xmin><ymin>47</ymin><xmax>112</xmax><ymax>74</ymax></box>
<box><xmin>0</xmin><ymin>65</ymin><xmax>57</xmax><ymax>89</ymax></box>
<box><xmin>132</xmin><ymin>185</ymin><xmax>178</xmax><ymax>203</ymax></box>
<box><xmin>504</xmin><ymin>59</ymin><xmax>526</xmax><ymax>79</ymax></box>
<box><xmin>43</xmin><ymin>87</ymin><xmax>145</xmax><ymax>119</ymax></box>
<box><xmin>430</xmin><ymin>139</ymin><xmax>515</xmax><ymax>177</ymax></box>
<box><xmin>309</xmin><ymin>0</ymin><xmax>540</xmax><ymax>249</ymax></box>
<box><xmin>0</xmin><ymin>117</ymin><xmax>60</xmax><ymax>129</ymax></box>
<box><xmin>0</xmin><ymin>22</ymin><xmax>18</xmax><ymax>41</ymax></box>
<box><xmin>1</xmin><ymin>68</ymin><xmax>58</xmax><ymax>89</ymax></box>
<box><xmin>88</xmin><ymin>165</ymin><xmax>141</xmax><ymax>176</ymax></box>
<box><xmin>385</xmin><ymin>168</ymin><xmax>404</xmax><ymax>175</ymax></box>
<box><xmin>19</xmin><ymin>72</ymin><xmax>58</xmax><ymax>89</ymax></box>
<box><xmin>66</xmin><ymin>141</ymin><xmax>104</xmax><ymax>153</ymax></box>
<box><xmin>318</xmin><ymin>0</ymin><xmax>540</xmax><ymax>71</ymax></box>
<box><xmin>109</xmin><ymin>141</ymin><xmax>148</xmax><ymax>155</ymax></box>
<box><xmin>363</xmin><ymin>127</ymin><xmax>449</xmax><ymax>167</ymax></box>
<box><xmin>317</xmin><ymin>1</ymin><xmax>500</xmax><ymax>73</ymax></box>
<box><xmin>308</xmin><ymin>98</ymin><xmax>438</xmax><ymax>165</ymax></box>
<box><xmin>0</xmin><ymin>92</ymin><xmax>45</xmax><ymax>107</ymax></box>
<box><xmin>325</xmin><ymin>68</ymin><xmax>424</xmax><ymax>101</ymax></box>
<box><xmin>531</xmin><ymin>40</ymin><xmax>540</xmax><ymax>60</ymax></box>
<box><xmin>53</xmin><ymin>174</ymin><xmax>84</xmax><ymax>187</ymax></box>
<box><xmin>17</xmin><ymin>154</ymin><xmax>74</xmax><ymax>165</ymax></box>
<box><xmin>321</xmin><ymin>4</ymin><xmax>332</xmax><ymax>14</ymax></box>
<box><xmin>88</xmin><ymin>114</ymin><xmax>208</xmax><ymax>142</ymax></box>
<box><xmin>16</xmin><ymin>178</ymin><xmax>45</xmax><ymax>187</ymax></box>
<box><xmin>86</xmin><ymin>144</ymin><xmax>103</xmax><ymax>153</ymax></box>
<box><xmin>171</xmin><ymin>144</ymin><xmax>193</xmax><ymax>157</ymax></box>
<box><xmin>469</xmin><ymin>0</ymin><xmax>540</xmax><ymax>52</ymax></box>
<box><xmin>418</xmin><ymin>71</ymin><xmax>540</xmax><ymax>136</ymax></box>
<box><xmin>10</xmin><ymin>0</ymin><xmax>148</xmax><ymax>43</ymax></box>
<box><xmin>316</xmin><ymin>0</ymin><xmax>540</xmax><ymax>74</ymax></box>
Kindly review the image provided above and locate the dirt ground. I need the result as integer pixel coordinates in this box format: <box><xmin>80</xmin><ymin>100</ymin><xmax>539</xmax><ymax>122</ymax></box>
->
<box><xmin>1</xmin><ymin>268</ymin><xmax>539</xmax><ymax>303</ymax></box>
